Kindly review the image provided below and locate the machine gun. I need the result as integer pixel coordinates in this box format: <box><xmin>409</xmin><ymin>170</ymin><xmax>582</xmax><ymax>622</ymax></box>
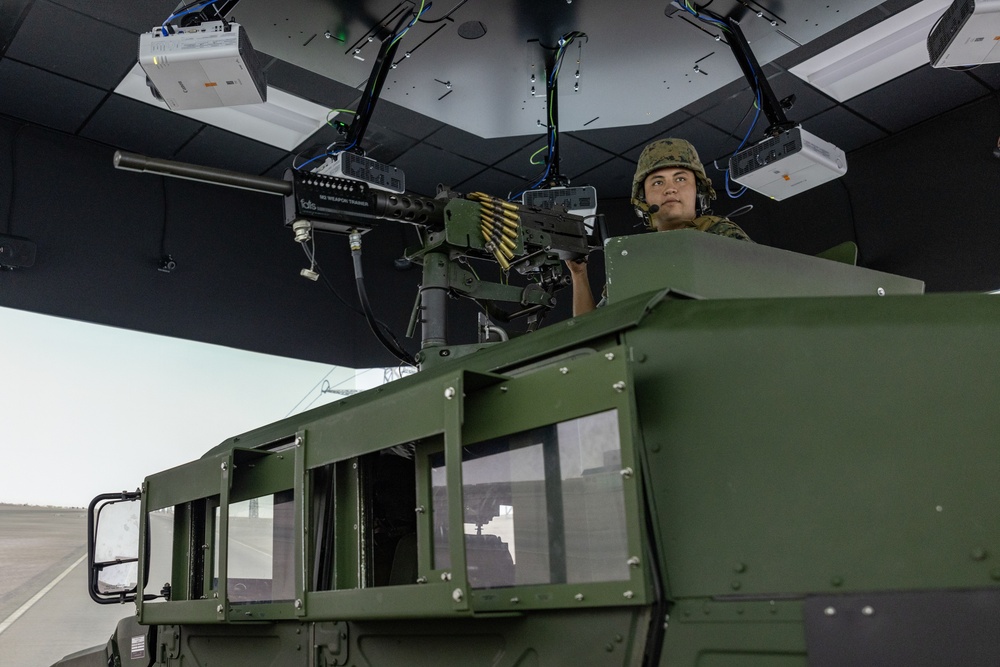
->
<box><xmin>113</xmin><ymin>151</ymin><xmax>593</xmax><ymax>365</ymax></box>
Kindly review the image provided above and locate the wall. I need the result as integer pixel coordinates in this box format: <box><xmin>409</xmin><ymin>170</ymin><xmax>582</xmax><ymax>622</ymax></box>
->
<box><xmin>2</xmin><ymin>96</ymin><xmax>998</xmax><ymax>369</ymax></box>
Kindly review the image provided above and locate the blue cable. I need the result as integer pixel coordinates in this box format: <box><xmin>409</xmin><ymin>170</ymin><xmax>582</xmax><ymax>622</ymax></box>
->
<box><xmin>389</xmin><ymin>1</ymin><xmax>432</xmax><ymax>47</ymax></box>
<box><xmin>161</xmin><ymin>0</ymin><xmax>225</xmax><ymax>36</ymax></box>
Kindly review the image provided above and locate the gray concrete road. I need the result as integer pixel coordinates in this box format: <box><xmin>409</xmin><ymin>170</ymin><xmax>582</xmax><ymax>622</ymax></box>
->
<box><xmin>0</xmin><ymin>505</ymin><xmax>131</xmax><ymax>666</ymax></box>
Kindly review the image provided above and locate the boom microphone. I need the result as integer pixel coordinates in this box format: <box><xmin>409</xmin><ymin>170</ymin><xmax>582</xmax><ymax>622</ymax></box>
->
<box><xmin>647</xmin><ymin>204</ymin><xmax>659</xmax><ymax>214</ymax></box>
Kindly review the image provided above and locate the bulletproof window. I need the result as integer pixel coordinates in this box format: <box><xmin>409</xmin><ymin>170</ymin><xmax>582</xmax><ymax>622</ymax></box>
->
<box><xmin>461</xmin><ymin>409</ymin><xmax>629</xmax><ymax>589</ymax></box>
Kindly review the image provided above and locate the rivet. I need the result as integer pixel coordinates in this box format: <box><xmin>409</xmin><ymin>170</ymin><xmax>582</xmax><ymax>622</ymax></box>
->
<box><xmin>621</xmin><ymin>250</ymin><xmax>628</xmax><ymax>256</ymax></box>
<box><xmin>733</xmin><ymin>562</ymin><xmax>747</xmax><ymax>573</ymax></box>
<box><xmin>824</xmin><ymin>606</ymin><xmax>835</xmax><ymax>616</ymax></box>
<box><xmin>861</xmin><ymin>605</ymin><xmax>874</xmax><ymax>616</ymax></box>
<box><xmin>936</xmin><ymin>505</ymin><xmax>943</xmax><ymax>512</ymax></box>
<box><xmin>452</xmin><ymin>588</ymin><xmax>464</xmax><ymax>602</ymax></box>
<box><xmin>500</xmin><ymin>386</ymin><xmax>508</xmax><ymax>392</ymax></box>
<box><xmin>613</xmin><ymin>381</ymin><xmax>626</xmax><ymax>392</ymax></box>
<box><xmin>559</xmin><ymin>367</ymin><xmax>569</xmax><ymax>374</ymax></box>
<box><xmin>877</xmin><ymin>287</ymin><xmax>886</xmax><ymax>296</ymax></box>
<box><xmin>575</xmin><ymin>593</ymin><xmax>584</xmax><ymax>601</ymax></box>
<box><xmin>730</xmin><ymin>580</ymin><xmax>741</xmax><ymax>590</ymax></box>
<box><xmin>605</xmin><ymin>644</ymin><xmax>614</xmax><ymax>652</ymax></box>
<box><xmin>830</xmin><ymin>576</ymin><xmax>844</xmax><ymax>587</ymax></box>
<box><xmin>605</xmin><ymin>352</ymin><xmax>615</xmax><ymax>361</ymax></box>
<box><xmin>444</xmin><ymin>387</ymin><xmax>456</xmax><ymax>399</ymax></box>
<box><xmin>510</xmin><ymin>596</ymin><xmax>520</xmax><ymax>604</ymax></box>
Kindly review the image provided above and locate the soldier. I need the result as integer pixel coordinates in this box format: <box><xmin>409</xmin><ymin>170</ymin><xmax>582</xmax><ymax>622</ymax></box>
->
<box><xmin>567</xmin><ymin>138</ymin><xmax>752</xmax><ymax>316</ymax></box>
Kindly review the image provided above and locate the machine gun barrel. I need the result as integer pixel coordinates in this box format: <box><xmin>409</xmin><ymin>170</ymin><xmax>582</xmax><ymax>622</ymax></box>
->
<box><xmin>113</xmin><ymin>150</ymin><xmax>292</xmax><ymax>196</ymax></box>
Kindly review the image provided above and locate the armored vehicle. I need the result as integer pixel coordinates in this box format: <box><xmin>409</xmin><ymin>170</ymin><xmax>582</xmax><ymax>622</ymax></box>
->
<box><xmin>57</xmin><ymin>191</ymin><xmax>1000</xmax><ymax>665</ymax></box>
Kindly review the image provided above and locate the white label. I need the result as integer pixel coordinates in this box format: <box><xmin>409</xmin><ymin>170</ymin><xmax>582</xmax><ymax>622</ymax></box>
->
<box><xmin>131</xmin><ymin>635</ymin><xmax>145</xmax><ymax>660</ymax></box>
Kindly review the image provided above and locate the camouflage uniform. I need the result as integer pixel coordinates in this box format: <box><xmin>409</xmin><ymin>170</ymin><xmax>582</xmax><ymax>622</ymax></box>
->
<box><xmin>631</xmin><ymin>138</ymin><xmax>752</xmax><ymax>242</ymax></box>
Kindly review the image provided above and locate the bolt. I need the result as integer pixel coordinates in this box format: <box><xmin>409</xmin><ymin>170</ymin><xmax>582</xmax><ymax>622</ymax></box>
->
<box><xmin>415</xmin><ymin>505</ymin><xmax>426</xmax><ymax>514</ymax></box>
<box><xmin>217</xmin><ymin>605</ymin><xmax>224</xmax><ymax>614</ymax></box>
<box><xmin>824</xmin><ymin>606</ymin><xmax>836</xmax><ymax>616</ymax></box>
<box><xmin>620</xmin><ymin>467</ymin><xmax>633</xmax><ymax>479</ymax></box>
<box><xmin>613</xmin><ymin>381</ymin><xmax>626</xmax><ymax>392</ymax></box>
<box><xmin>510</xmin><ymin>597</ymin><xmax>520</xmax><ymax>603</ymax></box>
<box><xmin>831</xmin><ymin>576</ymin><xmax>844</xmax><ymax>587</ymax></box>
<box><xmin>575</xmin><ymin>593</ymin><xmax>584</xmax><ymax>601</ymax></box>
<box><xmin>627</xmin><ymin>556</ymin><xmax>640</xmax><ymax>568</ymax></box>
<box><xmin>861</xmin><ymin>605</ymin><xmax>874</xmax><ymax>616</ymax></box>
<box><xmin>416</xmin><ymin>576</ymin><xmax>428</xmax><ymax>584</ymax></box>
<box><xmin>441</xmin><ymin>572</ymin><xmax>452</xmax><ymax>581</ymax></box>
<box><xmin>605</xmin><ymin>352</ymin><xmax>615</xmax><ymax>361</ymax></box>
<box><xmin>324</xmin><ymin>31</ymin><xmax>332</xmax><ymax>39</ymax></box>
<box><xmin>559</xmin><ymin>367</ymin><xmax>569</xmax><ymax>374</ymax></box>
<box><xmin>404</xmin><ymin>51</ymin><xmax>411</xmax><ymax>58</ymax></box>
<box><xmin>444</xmin><ymin>387</ymin><xmax>456</xmax><ymax>400</ymax></box>
<box><xmin>452</xmin><ymin>588</ymin><xmax>464</xmax><ymax>602</ymax></box>
<box><xmin>621</xmin><ymin>250</ymin><xmax>628</xmax><ymax>256</ymax></box>
<box><xmin>294</xmin><ymin>598</ymin><xmax>303</xmax><ymax>609</ymax></box>
<box><xmin>877</xmin><ymin>287</ymin><xmax>886</xmax><ymax>296</ymax></box>
<box><xmin>734</xmin><ymin>562</ymin><xmax>747</xmax><ymax>573</ymax></box>
<box><xmin>623</xmin><ymin>590</ymin><xmax>634</xmax><ymax>599</ymax></box>
<box><xmin>220</xmin><ymin>462</ymin><xmax>227</xmax><ymax>471</ymax></box>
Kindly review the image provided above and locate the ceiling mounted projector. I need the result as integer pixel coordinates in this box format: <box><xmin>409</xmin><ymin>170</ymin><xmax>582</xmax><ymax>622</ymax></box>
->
<box><xmin>728</xmin><ymin>127</ymin><xmax>847</xmax><ymax>201</ymax></box>
<box><xmin>928</xmin><ymin>0</ymin><xmax>1000</xmax><ymax>67</ymax></box>
<box><xmin>138</xmin><ymin>20</ymin><xmax>266</xmax><ymax>110</ymax></box>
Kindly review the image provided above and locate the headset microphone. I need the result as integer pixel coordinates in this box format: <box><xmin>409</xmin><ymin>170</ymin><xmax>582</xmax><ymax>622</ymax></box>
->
<box><xmin>647</xmin><ymin>204</ymin><xmax>659</xmax><ymax>214</ymax></box>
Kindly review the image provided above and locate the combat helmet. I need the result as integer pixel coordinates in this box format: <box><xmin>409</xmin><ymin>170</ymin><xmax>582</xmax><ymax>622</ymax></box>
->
<box><xmin>631</xmin><ymin>138</ymin><xmax>717</xmax><ymax>210</ymax></box>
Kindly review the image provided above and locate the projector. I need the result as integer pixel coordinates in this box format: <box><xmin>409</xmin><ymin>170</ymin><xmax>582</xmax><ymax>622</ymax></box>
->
<box><xmin>311</xmin><ymin>153</ymin><xmax>405</xmax><ymax>194</ymax></box>
<box><xmin>138</xmin><ymin>21</ymin><xmax>266</xmax><ymax>110</ymax></box>
<box><xmin>928</xmin><ymin>0</ymin><xmax>1000</xmax><ymax>68</ymax></box>
<box><xmin>729</xmin><ymin>127</ymin><xmax>847</xmax><ymax>201</ymax></box>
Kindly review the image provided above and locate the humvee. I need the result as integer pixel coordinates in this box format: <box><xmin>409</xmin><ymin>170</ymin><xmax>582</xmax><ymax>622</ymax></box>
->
<box><xmin>54</xmin><ymin>153</ymin><xmax>1000</xmax><ymax>666</ymax></box>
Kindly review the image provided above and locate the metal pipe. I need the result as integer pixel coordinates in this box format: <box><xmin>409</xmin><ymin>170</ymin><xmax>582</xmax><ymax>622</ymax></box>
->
<box><xmin>113</xmin><ymin>150</ymin><xmax>291</xmax><ymax>196</ymax></box>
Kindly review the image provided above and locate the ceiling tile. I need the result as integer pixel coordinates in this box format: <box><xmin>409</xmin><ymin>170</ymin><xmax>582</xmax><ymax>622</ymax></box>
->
<box><xmin>625</xmin><ymin>117</ymin><xmax>738</xmax><ymax>167</ymax></box>
<box><xmin>265</xmin><ymin>57</ymin><xmax>361</xmax><ymax>109</ymax></box>
<box><xmin>47</xmin><ymin>0</ymin><xmax>177</xmax><ymax>34</ymax></box>
<box><xmin>80</xmin><ymin>94</ymin><xmax>203</xmax><ymax>156</ymax></box>
<box><xmin>800</xmin><ymin>106</ymin><xmax>887</xmax><ymax>153</ymax></box>
<box><xmin>372</xmin><ymin>99</ymin><xmax>444</xmax><ymax>141</ymax></box>
<box><xmin>423</xmin><ymin>125</ymin><xmax>535</xmax><ymax>165</ymax></box>
<box><xmin>454</xmin><ymin>168</ymin><xmax>527</xmax><ymax>200</ymax></box>
<box><xmin>966</xmin><ymin>68</ymin><xmax>1000</xmax><ymax>93</ymax></box>
<box><xmin>492</xmin><ymin>134</ymin><xmax>614</xmax><ymax>183</ymax></box>
<box><xmin>0</xmin><ymin>59</ymin><xmax>106</xmax><ymax>133</ymax></box>
<box><xmin>570</xmin><ymin>157</ymin><xmax>637</xmax><ymax>202</ymax></box>
<box><xmin>391</xmin><ymin>143</ymin><xmax>483</xmax><ymax>196</ymax></box>
<box><xmin>767</xmin><ymin>71</ymin><xmax>837</xmax><ymax>122</ymax></box>
<box><xmin>845</xmin><ymin>65</ymin><xmax>989</xmax><ymax>133</ymax></box>
<box><xmin>173</xmin><ymin>126</ymin><xmax>290</xmax><ymax>174</ymax></box>
<box><xmin>6</xmin><ymin>0</ymin><xmax>137</xmax><ymax>89</ymax></box>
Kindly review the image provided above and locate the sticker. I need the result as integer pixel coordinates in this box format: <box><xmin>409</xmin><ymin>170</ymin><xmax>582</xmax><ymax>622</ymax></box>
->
<box><xmin>131</xmin><ymin>635</ymin><xmax>145</xmax><ymax>660</ymax></box>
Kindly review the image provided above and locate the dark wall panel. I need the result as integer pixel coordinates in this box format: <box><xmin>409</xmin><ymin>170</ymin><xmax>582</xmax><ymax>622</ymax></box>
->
<box><xmin>0</xmin><ymin>122</ymin><xmax>423</xmax><ymax>367</ymax></box>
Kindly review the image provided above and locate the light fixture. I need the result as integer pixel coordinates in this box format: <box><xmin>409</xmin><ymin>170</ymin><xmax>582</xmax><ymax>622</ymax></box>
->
<box><xmin>790</xmin><ymin>0</ymin><xmax>951</xmax><ymax>103</ymax></box>
<box><xmin>114</xmin><ymin>64</ymin><xmax>329</xmax><ymax>151</ymax></box>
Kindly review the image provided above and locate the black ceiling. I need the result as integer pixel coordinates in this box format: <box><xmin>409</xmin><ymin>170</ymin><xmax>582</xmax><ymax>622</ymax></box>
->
<box><xmin>1</xmin><ymin>0</ymin><xmax>995</xmax><ymax>200</ymax></box>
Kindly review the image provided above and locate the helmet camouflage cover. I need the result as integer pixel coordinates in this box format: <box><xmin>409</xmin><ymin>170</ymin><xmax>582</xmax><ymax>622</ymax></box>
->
<box><xmin>631</xmin><ymin>138</ymin><xmax>717</xmax><ymax>206</ymax></box>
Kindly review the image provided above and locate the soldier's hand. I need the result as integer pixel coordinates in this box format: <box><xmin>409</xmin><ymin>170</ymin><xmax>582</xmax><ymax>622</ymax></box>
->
<box><xmin>564</xmin><ymin>257</ymin><xmax>588</xmax><ymax>277</ymax></box>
